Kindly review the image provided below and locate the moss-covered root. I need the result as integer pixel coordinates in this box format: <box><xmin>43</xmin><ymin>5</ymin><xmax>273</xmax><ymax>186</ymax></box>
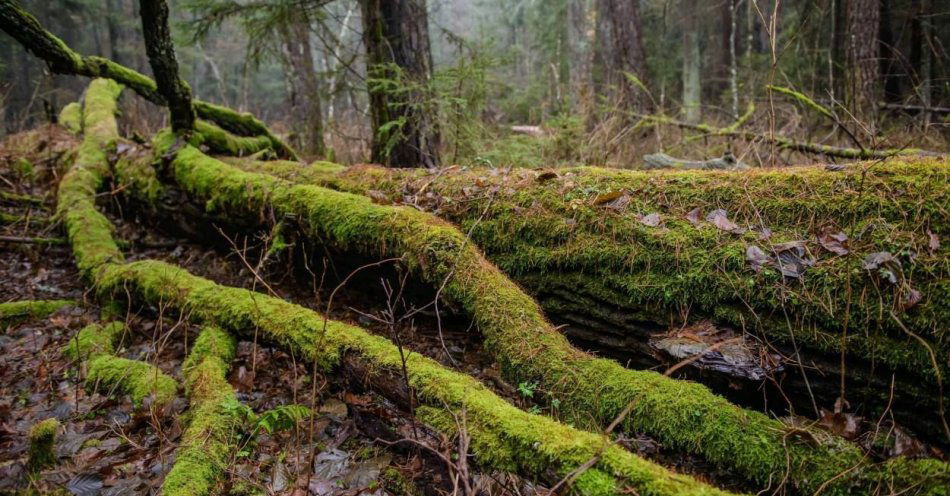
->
<box><xmin>86</xmin><ymin>354</ymin><xmax>178</xmax><ymax>407</ymax></box>
<box><xmin>62</xmin><ymin>321</ymin><xmax>177</xmax><ymax>407</ymax></box>
<box><xmin>193</xmin><ymin>120</ymin><xmax>277</xmax><ymax>158</ymax></box>
<box><xmin>62</xmin><ymin>321</ymin><xmax>125</xmax><ymax>361</ymax></box>
<box><xmin>99</xmin><ymin>260</ymin><xmax>731</xmax><ymax>496</ymax></box>
<box><xmin>147</xmin><ymin>141</ymin><xmax>950</xmax><ymax>495</ymax></box>
<box><xmin>0</xmin><ymin>299</ymin><xmax>74</xmax><ymax>329</ymax></box>
<box><xmin>56</xmin><ymin>78</ymin><xmax>125</xmax><ymax>279</ymax></box>
<box><xmin>162</xmin><ymin>327</ymin><xmax>240</xmax><ymax>496</ymax></box>
<box><xmin>27</xmin><ymin>418</ymin><xmax>59</xmax><ymax>472</ymax></box>
<box><xmin>58</xmin><ymin>101</ymin><xmax>82</xmax><ymax>133</ymax></box>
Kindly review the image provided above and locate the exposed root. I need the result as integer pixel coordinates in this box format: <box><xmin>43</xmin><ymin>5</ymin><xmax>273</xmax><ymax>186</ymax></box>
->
<box><xmin>162</xmin><ymin>326</ymin><xmax>241</xmax><ymax>496</ymax></box>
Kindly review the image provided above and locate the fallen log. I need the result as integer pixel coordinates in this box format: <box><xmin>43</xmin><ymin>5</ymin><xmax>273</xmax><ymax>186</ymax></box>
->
<box><xmin>636</xmin><ymin>113</ymin><xmax>938</xmax><ymax>159</ymax></box>
<box><xmin>57</xmin><ymin>79</ymin><xmax>739</xmax><ymax>496</ymax></box>
<box><xmin>119</xmin><ymin>132</ymin><xmax>950</xmax><ymax>493</ymax></box>
<box><xmin>223</xmin><ymin>157</ymin><xmax>950</xmax><ymax>444</ymax></box>
<box><xmin>0</xmin><ymin>0</ymin><xmax>297</xmax><ymax>160</ymax></box>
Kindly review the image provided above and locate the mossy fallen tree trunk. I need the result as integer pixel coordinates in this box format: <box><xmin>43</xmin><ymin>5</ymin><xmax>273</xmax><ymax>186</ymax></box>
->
<box><xmin>0</xmin><ymin>0</ymin><xmax>296</xmax><ymax>160</ymax></box>
<box><xmin>58</xmin><ymin>80</ymin><xmax>736</xmax><ymax>496</ymax></box>
<box><xmin>230</xmin><ymin>157</ymin><xmax>950</xmax><ymax>439</ymax></box>
<box><xmin>115</xmin><ymin>133</ymin><xmax>950</xmax><ymax>494</ymax></box>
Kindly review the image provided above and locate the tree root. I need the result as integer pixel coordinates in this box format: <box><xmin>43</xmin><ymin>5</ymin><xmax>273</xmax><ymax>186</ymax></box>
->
<box><xmin>162</xmin><ymin>327</ymin><xmax>241</xmax><ymax>496</ymax></box>
<box><xmin>63</xmin><ymin>321</ymin><xmax>178</xmax><ymax>407</ymax></box>
<box><xmin>59</xmin><ymin>79</ymin><xmax>738</xmax><ymax>496</ymax></box>
<box><xmin>138</xmin><ymin>139</ymin><xmax>950</xmax><ymax>493</ymax></box>
<box><xmin>0</xmin><ymin>299</ymin><xmax>74</xmax><ymax>329</ymax></box>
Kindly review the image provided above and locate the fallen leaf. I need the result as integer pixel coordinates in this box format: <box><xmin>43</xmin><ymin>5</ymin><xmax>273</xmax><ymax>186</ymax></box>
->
<box><xmin>639</xmin><ymin>212</ymin><xmax>661</xmax><ymax>227</ymax></box>
<box><xmin>592</xmin><ymin>190</ymin><xmax>623</xmax><ymax>206</ymax></box>
<box><xmin>772</xmin><ymin>241</ymin><xmax>813</xmax><ymax>278</ymax></box>
<box><xmin>928</xmin><ymin>231</ymin><xmax>940</xmax><ymax>254</ymax></box>
<box><xmin>67</xmin><ymin>473</ymin><xmax>104</xmax><ymax>496</ymax></box>
<box><xmin>901</xmin><ymin>288</ymin><xmax>923</xmax><ymax>311</ymax></box>
<box><xmin>819</xmin><ymin>410</ymin><xmax>863</xmax><ymax>440</ymax></box>
<box><xmin>745</xmin><ymin>245</ymin><xmax>772</xmax><ymax>272</ymax></box>
<box><xmin>685</xmin><ymin>208</ymin><xmax>702</xmax><ymax>226</ymax></box>
<box><xmin>817</xmin><ymin>229</ymin><xmax>850</xmax><ymax>256</ymax></box>
<box><xmin>756</xmin><ymin>227</ymin><xmax>773</xmax><ymax>240</ymax></box>
<box><xmin>863</xmin><ymin>252</ymin><xmax>901</xmax><ymax>284</ymax></box>
<box><xmin>705</xmin><ymin>209</ymin><xmax>741</xmax><ymax>233</ymax></box>
<box><xmin>892</xmin><ymin>427</ymin><xmax>927</xmax><ymax>458</ymax></box>
<box><xmin>825</xmin><ymin>164</ymin><xmax>846</xmax><ymax>171</ymax></box>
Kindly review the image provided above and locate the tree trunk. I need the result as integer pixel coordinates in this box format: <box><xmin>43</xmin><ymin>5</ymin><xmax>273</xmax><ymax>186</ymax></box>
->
<box><xmin>593</xmin><ymin>0</ymin><xmax>650</xmax><ymax>110</ymax></box>
<box><xmin>279</xmin><ymin>20</ymin><xmax>326</xmax><ymax>158</ymax></box>
<box><xmin>105</xmin><ymin>0</ymin><xmax>124</xmax><ymax>67</ymax></box>
<box><xmin>878</xmin><ymin>0</ymin><xmax>900</xmax><ymax>103</ymax></box>
<box><xmin>844</xmin><ymin>0</ymin><xmax>880</xmax><ymax>133</ymax></box>
<box><xmin>566</xmin><ymin>0</ymin><xmax>591</xmax><ymax>109</ymax></box>
<box><xmin>138</xmin><ymin>0</ymin><xmax>195</xmax><ymax>132</ymax></box>
<box><xmin>359</xmin><ymin>0</ymin><xmax>440</xmax><ymax>168</ymax></box>
<box><xmin>682</xmin><ymin>0</ymin><xmax>702</xmax><ymax>123</ymax></box>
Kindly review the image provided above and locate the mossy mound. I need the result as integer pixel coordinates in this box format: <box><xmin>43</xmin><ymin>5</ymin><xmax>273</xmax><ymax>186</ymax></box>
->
<box><xmin>27</xmin><ymin>418</ymin><xmax>59</xmax><ymax>472</ymax></box>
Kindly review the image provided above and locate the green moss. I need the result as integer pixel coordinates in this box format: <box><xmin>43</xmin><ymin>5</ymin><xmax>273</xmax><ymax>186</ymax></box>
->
<box><xmin>59</xmin><ymin>102</ymin><xmax>82</xmax><ymax>133</ymax></box>
<box><xmin>192</xmin><ymin>101</ymin><xmax>298</xmax><ymax>160</ymax></box>
<box><xmin>193</xmin><ymin>120</ymin><xmax>277</xmax><ymax>158</ymax></box>
<box><xmin>144</xmin><ymin>148</ymin><xmax>950</xmax><ymax>494</ymax></box>
<box><xmin>86</xmin><ymin>354</ymin><xmax>177</xmax><ymax>407</ymax></box>
<box><xmin>0</xmin><ymin>299</ymin><xmax>74</xmax><ymax>329</ymax></box>
<box><xmin>63</xmin><ymin>321</ymin><xmax>125</xmax><ymax>361</ymax></box>
<box><xmin>380</xmin><ymin>467</ymin><xmax>418</xmax><ymax>496</ymax></box>
<box><xmin>98</xmin><ymin>259</ymin><xmax>731</xmax><ymax>496</ymax></box>
<box><xmin>55</xmin><ymin>78</ymin><xmax>125</xmax><ymax>280</ymax></box>
<box><xmin>27</xmin><ymin>418</ymin><xmax>59</xmax><ymax>472</ymax></box>
<box><xmin>228</xmin><ymin>158</ymin><xmax>950</xmax><ymax>382</ymax></box>
<box><xmin>163</xmin><ymin>327</ymin><xmax>241</xmax><ymax>496</ymax></box>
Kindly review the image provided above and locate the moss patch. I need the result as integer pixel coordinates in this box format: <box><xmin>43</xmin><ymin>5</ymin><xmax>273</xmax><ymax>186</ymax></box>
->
<box><xmin>58</xmin><ymin>102</ymin><xmax>82</xmax><ymax>133</ymax></box>
<box><xmin>27</xmin><ymin>418</ymin><xmax>59</xmax><ymax>472</ymax></box>
<box><xmin>62</xmin><ymin>321</ymin><xmax>125</xmax><ymax>361</ymax></box>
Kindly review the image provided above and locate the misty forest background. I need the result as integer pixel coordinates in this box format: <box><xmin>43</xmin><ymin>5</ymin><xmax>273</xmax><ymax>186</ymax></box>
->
<box><xmin>1</xmin><ymin>0</ymin><xmax>948</xmax><ymax>168</ymax></box>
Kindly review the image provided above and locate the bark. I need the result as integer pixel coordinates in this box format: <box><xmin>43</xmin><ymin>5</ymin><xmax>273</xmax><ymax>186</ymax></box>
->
<box><xmin>279</xmin><ymin>20</ymin><xmax>326</xmax><ymax>157</ymax></box>
<box><xmin>682</xmin><ymin>0</ymin><xmax>702</xmax><ymax>123</ymax></box>
<box><xmin>878</xmin><ymin>0</ymin><xmax>900</xmax><ymax>103</ymax></box>
<box><xmin>360</xmin><ymin>0</ymin><xmax>440</xmax><ymax>167</ymax></box>
<box><xmin>138</xmin><ymin>0</ymin><xmax>195</xmax><ymax>132</ymax></box>
<box><xmin>566</xmin><ymin>0</ymin><xmax>591</xmax><ymax>107</ymax></box>
<box><xmin>593</xmin><ymin>0</ymin><xmax>650</xmax><ymax>110</ymax></box>
<box><xmin>844</xmin><ymin>0</ymin><xmax>880</xmax><ymax>131</ymax></box>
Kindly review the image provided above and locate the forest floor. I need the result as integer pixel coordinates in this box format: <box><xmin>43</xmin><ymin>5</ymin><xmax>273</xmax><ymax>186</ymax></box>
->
<box><xmin>0</xmin><ymin>126</ymin><xmax>758</xmax><ymax>495</ymax></box>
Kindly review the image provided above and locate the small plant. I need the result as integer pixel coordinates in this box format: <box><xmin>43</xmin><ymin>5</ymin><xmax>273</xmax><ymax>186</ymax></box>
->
<box><xmin>252</xmin><ymin>404</ymin><xmax>311</xmax><ymax>435</ymax></box>
<box><xmin>517</xmin><ymin>381</ymin><xmax>537</xmax><ymax>398</ymax></box>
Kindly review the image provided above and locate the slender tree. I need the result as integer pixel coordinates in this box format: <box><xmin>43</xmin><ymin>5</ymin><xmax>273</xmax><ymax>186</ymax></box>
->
<box><xmin>593</xmin><ymin>0</ymin><xmax>650</xmax><ymax>110</ymax></box>
<box><xmin>139</xmin><ymin>0</ymin><xmax>195</xmax><ymax>132</ymax></box>
<box><xmin>843</xmin><ymin>0</ymin><xmax>880</xmax><ymax>132</ymax></box>
<box><xmin>279</xmin><ymin>20</ymin><xmax>325</xmax><ymax>157</ymax></box>
<box><xmin>682</xmin><ymin>0</ymin><xmax>702</xmax><ymax>123</ymax></box>
<box><xmin>360</xmin><ymin>0</ymin><xmax>440</xmax><ymax>167</ymax></box>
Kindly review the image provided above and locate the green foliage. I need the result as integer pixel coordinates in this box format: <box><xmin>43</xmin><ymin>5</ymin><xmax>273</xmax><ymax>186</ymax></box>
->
<box><xmin>27</xmin><ymin>418</ymin><xmax>59</xmax><ymax>472</ymax></box>
<box><xmin>251</xmin><ymin>404</ymin><xmax>311</xmax><ymax>435</ymax></box>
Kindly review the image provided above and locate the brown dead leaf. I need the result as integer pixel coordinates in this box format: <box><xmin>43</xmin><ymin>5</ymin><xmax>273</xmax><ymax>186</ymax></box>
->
<box><xmin>819</xmin><ymin>410</ymin><xmax>863</xmax><ymax>440</ymax></box>
<box><xmin>863</xmin><ymin>252</ymin><xmax>901</xmax><ymax>284</ymax></box>
<box><xmin>746</xmin><ymin>245</ymin><xmax>772</xmax><ymax>273</ymax></box>
<box><xmin>705</xmin><ymin>209</ymin><xmax>740</xmax><ymax>232</ymax></box>
<box><xmin>639</xmin><ymin>212</ymin><xmax>662</xmax><ymax>227</ymax></box>
<box><xmin>772</xmin><ymin>240</ymin><xmax>813</xmax><ymax>279</ymax></box>
<box><xmin>685</xmin><ymin>208</ymin><xmax>702</xmax><ymax>226</ymax></box>
<box><xmin>892</xmin><ymin>427</ymin><xmax>927</xmax><ymax>458</ymax></box>
<box><xmin>901</xmin><ymin>287</ymin><xmax>923</xmax><ymax>311</ymax></box>
<box><xmin>592</xmin><ymin>190</ymin><xmax>623</xmax><ymax>206</ymax></box>
<box><xmin>817</xmin><ymin>229</ymin><xmax>850</xmax><ymax>256</ymax></box>
<box><xmin>928</xmin><ymin>230</ymin><xmax>940</xmax><ymax>254</ymax></box>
